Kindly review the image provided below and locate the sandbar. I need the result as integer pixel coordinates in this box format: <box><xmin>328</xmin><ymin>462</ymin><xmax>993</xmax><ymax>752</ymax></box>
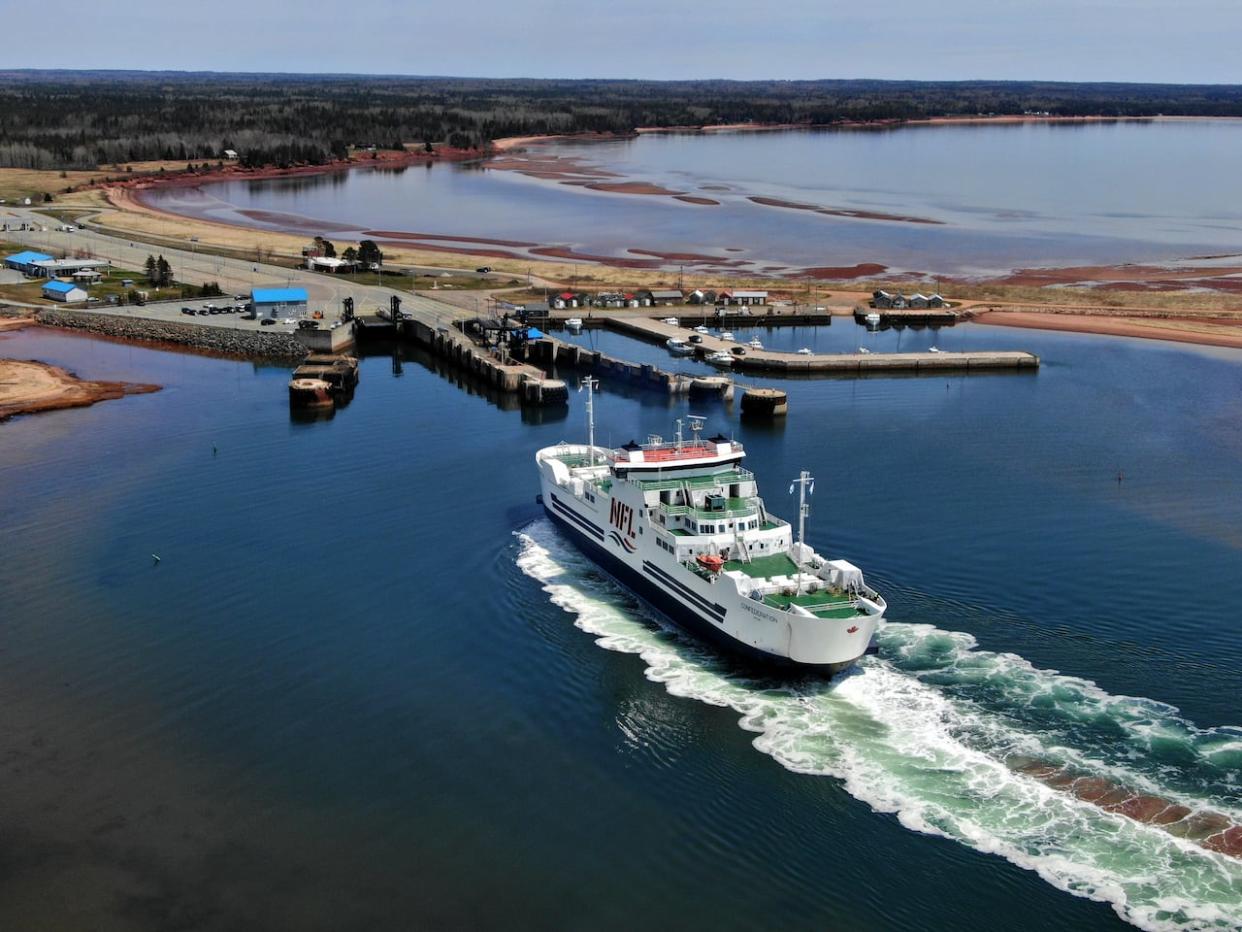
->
<box><xmin>0</xmin><ymin>358</ymin><xmax>160</xmax><ymax>422</ymax></box>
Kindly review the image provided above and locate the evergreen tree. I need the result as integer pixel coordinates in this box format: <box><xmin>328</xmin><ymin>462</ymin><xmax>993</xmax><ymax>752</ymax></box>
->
<box><xmin>156</xmin><ymin>255</ymin><xmax>172</xmax><ymax>286</ymax></box>
<box><xmin>357</xmin><ymin>240</ymin><xmax>383</xmax><ymax>268</ymax></box>
<box><xmin>144</xmin><ymin>254</ymin><xmax>157</xmax><ymax>283</ymax></box>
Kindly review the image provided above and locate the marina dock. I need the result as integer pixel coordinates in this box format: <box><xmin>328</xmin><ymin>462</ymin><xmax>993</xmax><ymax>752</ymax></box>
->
<box><xmin>603</xmin><ymin>317</ymin><xmax>1039</xmax><ymax>373</ymax></box>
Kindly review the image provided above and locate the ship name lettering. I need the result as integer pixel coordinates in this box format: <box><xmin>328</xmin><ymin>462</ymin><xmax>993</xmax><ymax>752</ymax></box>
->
<box><xmin>609</xmin><ymin>499</ymin><xmax>634</xmax><ymax>535</ymax></box>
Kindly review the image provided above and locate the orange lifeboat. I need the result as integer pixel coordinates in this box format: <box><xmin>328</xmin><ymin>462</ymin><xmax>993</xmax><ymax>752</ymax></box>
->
<box><xmin>696</xmin><ymin>553</ymin><xmax>725</xmax><ymax>573</ymax></box>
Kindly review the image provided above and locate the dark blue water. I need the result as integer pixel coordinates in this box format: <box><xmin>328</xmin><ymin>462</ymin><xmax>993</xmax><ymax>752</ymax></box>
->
<box><xmin>1</xmin><ymin>324</ymin><xmax>1240</xmax><ymax>930</ymax></box>
<box><xmin>144</xmin><ymin>121</ymin><xmax>1242</xmax><ymax>276</ymax></box>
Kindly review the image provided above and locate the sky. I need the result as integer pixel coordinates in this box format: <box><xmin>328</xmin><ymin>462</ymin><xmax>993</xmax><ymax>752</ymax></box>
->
<box><xmin>12</xmin><ymin>0</ymin><xmax>1242</xmax><ymax>84</ymax></box>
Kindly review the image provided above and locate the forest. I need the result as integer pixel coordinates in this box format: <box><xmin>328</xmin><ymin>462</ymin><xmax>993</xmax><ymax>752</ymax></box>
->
<box><xmin>3</xmin><ymin>70</ymin><xmax>1242</xmax><ymax>170</ymax></box>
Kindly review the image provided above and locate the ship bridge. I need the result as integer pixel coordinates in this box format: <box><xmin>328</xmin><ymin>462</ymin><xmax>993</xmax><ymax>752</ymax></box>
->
<box><xmin>611</xmin><ymin>420</ymin><xmax>743</xmax><ymax>477</ymax></box>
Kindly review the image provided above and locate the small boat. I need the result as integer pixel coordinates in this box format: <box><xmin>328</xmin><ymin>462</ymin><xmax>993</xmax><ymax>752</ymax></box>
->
<box><xmin>929</xmin><ymin>346</ymin><xmax>941</xmax><ymax>353</ymax></box>
<box><xmin>865</xmin><ymin>311</ymin><xmax>881</xmax><ymax>325</ymax></box>
<box><xmin>662</xmin><ymin>317</ymin><xmax>679</xmax><ymax>326</ymax></box>
<box><xmin>720</xmin><ymin>330</ymin><xmax>735</xmax><ymax>341</ymax></box>
<box><xmin>858</xmin><ymin>347</ymin><xmax>871</xmax><ymax>355</ymax></box>
<box><xmin>565</xmin><ymin>317</ymin><xmax>584</xmax><ymax>331</ymax></box>
<box><xmin>797</xmin><ymin>347</ymin><xmax>812</xmax><ymax>355</ymax></box>
<box><xmin>665</xmin><ymin>338</ymin><xmax>694</xmax><ymax>356</ymax></box>
<box><xmin>694</xmin><ymin>325</ymin><xmax>710</xmax><ymax>334</ymax></box>
<box><xmin>706</xmin><ymin>351</ymin><xmax>735</xmax><ymax>367</ymax></box>
<box><xmin>749</xmin><ymin>337</ymin><xmax>763</xmax><ymax>349</ymax></box>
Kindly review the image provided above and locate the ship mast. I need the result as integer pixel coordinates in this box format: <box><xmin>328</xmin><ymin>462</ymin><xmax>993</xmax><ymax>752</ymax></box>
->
<box><xmin>579</xmin><ymin>376</ymin><xmax>599</xmax><ymax>466</ymax></box>
<box><xmin>791</xmin><ymin>469</ymin><xmax>815</xmax><ymax>594</ymax></box>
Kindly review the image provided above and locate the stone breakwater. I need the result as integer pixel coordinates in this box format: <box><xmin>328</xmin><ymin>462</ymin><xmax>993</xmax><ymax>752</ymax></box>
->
<box><xmin>34</xmin><ymin>309</ymin><xmax>306</xmax><ymax>360</ymax></box>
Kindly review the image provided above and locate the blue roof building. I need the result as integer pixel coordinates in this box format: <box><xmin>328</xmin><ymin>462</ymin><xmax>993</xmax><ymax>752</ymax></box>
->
<box><xmin>252</xmin><ymin>287</ymin><xmax>309</xmax><ymax>305</ymax></box>
<box><xmin>41</xmin><ymin>280</ymin><xmax>87</xmax><ymax>302</ymax></box>
<box><xmin>5</xmin><ymin>250</ymin><xmax>54</xmax><ymax>274</ymax></box>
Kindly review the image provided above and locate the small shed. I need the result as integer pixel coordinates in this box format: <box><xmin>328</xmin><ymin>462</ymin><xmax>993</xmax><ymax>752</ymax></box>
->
<box><xmin>42</xmin><ymin>280</ymin><xmax>87</xmax><ymax>302</ymax></box>
<box><xmin>720</xmin><ymin>290</ymin><xmax>768</xmax><ymax>306</ymax></box>
<box><xmin>73</xmin><ymin>269</ymin><xmax>103</xmax><ymax>283</ymax></box>
<box><xmin>648</xmin><ymin>289</ymin><xmax>684</xmax><ymax>306</ymax></box>
<box><xmin>251</xmin><ymin>286</ymin><xmax>309</xmax><ymax>317</ymax></box>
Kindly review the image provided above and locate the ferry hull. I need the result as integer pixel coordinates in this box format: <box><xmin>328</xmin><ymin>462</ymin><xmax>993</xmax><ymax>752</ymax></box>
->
<box><xmin>544</xmin><ymin>506</ymin><xmax>866</xmax><ymax>674</ymax></box>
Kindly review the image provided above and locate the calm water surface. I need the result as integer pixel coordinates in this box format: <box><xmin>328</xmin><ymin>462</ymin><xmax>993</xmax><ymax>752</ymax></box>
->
<box><xmin>145</xmin><ymin>121</ymin><xmax>1242</xmax><ymax>276</ymax></box>
<box><xmin>1</xmin><ymin>324</ymin><xmax>1240</xmax><ymax>930</ymax></box>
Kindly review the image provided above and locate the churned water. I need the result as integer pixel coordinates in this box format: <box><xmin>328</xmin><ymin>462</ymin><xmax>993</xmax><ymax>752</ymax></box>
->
<box><xmin>1</xmin><ymin>322</ymin><xmax>1240</xmax><ymax>930</ymax></box>
<box><xmin>517</xmin><ymin>521</ymin><xmax>1242</xmax><ymax>931</ymax></box>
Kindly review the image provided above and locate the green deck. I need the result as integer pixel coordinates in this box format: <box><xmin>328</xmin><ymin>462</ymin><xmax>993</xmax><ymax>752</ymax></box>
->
<box><xmin>630</xmin><ymin>469</ymin><xmax>749</xmax><ymax>493</ymax></box>
<box><xmin>762</xmin><ymin>592</ymin><xmax>862</xmax><ymax>619</ymax></box>
<box><xmin>723</xmin><ymin>553</ymin><xmax>799</xmax><ymax>578</ymax></box>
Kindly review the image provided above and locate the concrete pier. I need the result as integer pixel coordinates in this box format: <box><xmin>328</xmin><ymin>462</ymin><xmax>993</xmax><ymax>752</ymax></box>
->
<box><xmin>525</xmin><ymin>335</ymin><xmax>731</xmax><ymax>397</ymax></box>
<box><xmin>405</xmin><ymin>319</ymin><xmax>568</xmax><ymax>405</ymax></box>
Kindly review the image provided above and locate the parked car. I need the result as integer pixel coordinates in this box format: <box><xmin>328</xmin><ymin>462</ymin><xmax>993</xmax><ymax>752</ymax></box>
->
<box><xmin>475</xmin><ymin>266</ymin><xmax>492</xmax><ymax>274</ymax></box>
<box><xmin>260</xmin><ymin>318</ymin><xmax>275</xmax><ymax>326</ymax></box>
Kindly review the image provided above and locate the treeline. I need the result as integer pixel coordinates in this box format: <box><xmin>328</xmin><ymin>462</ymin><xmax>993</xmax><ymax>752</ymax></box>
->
<box><xmin>3</xmin><ymin>70</ymin><xmax>1242</xmax><ymax>169</ymax></box>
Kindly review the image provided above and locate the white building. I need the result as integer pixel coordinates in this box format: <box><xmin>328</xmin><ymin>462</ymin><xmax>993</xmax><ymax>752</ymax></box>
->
<box><xmin>42</xmin><ymin>280</ymin><xmax>88</xmax><ymax>302</ymax></box>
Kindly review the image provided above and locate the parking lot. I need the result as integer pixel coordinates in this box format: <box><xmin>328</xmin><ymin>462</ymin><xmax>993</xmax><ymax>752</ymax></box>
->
<box><xmin>69</xmin><ymin>294</ymin><xmax>352</xmax><ymax>336</ymax></box>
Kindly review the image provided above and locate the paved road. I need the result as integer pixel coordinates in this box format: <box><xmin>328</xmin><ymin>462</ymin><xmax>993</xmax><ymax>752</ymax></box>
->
<box><xmin>0</xmin><ymin>206</ymin><xmax>470</xmax><ymax>329</ymax></box>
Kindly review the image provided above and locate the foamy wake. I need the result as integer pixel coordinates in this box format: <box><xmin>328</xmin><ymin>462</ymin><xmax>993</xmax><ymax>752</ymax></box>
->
<box><xmin>515</xmin><ymin>520</ymin><xmax>1242</xmax><ymax>931</ymax></box>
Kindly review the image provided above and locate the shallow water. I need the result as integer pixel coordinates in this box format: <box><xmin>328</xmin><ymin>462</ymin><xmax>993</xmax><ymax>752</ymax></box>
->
<box><xmin>1</xmin><ymin>323</ymin><xmax>1240</xmax><ymax>930</ymax></box>
<box><xmin>143</xmin><ymin>121</ymin><xmax>1242</xmax><ymax>275</ymax></box>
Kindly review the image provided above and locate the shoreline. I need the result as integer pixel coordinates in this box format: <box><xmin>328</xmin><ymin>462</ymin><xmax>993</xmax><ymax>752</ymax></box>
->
<box><xmin>0</xmin><ymin>355</ymin><xmax>160</xmax><ymax>421</ymax></box>
<box><xmin>969</xmin><ymin>310</ymin><xmax>1242</xmax><ymax>349</ymax></box>
<box><xmin>91</xmin><ymin>143</ymin><xmax>487</xmax><ymax>199</ymax></box>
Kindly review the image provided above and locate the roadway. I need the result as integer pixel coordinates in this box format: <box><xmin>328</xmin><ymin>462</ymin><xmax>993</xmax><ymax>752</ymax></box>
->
<box><xmin>0</xmin><ymin>206</ymin><xmax>471</xmax><ymax>330</ymax></box>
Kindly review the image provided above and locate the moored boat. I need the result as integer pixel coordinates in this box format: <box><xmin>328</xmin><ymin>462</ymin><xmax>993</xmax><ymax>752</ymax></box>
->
<box><xmin>665</xmin><ymin>337</ymin><xmax>694</xmax><ymax>356</ymax></box>
<box><xmin>706</xmin><ymin>350</ymin><xmax>735</xmax><ymax>367</ymax></box>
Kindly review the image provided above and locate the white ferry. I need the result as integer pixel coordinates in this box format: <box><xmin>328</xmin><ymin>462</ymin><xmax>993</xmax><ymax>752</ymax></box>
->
<box><xmin>534</xmin><ymin>380</ymin><xmax>886</xmax><ymax>671</ymax></box>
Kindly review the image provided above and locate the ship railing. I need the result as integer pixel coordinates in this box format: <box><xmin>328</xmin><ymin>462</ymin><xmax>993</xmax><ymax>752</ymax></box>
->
<box><xmin>659</xmin><ymin>500</ymin><xmax>758</xmax><ymax>521</ymax></box>
<box><xmin>630</xmin><ymin>467</ymin><xmax>754</xmax><ymax>493</ymax></box>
